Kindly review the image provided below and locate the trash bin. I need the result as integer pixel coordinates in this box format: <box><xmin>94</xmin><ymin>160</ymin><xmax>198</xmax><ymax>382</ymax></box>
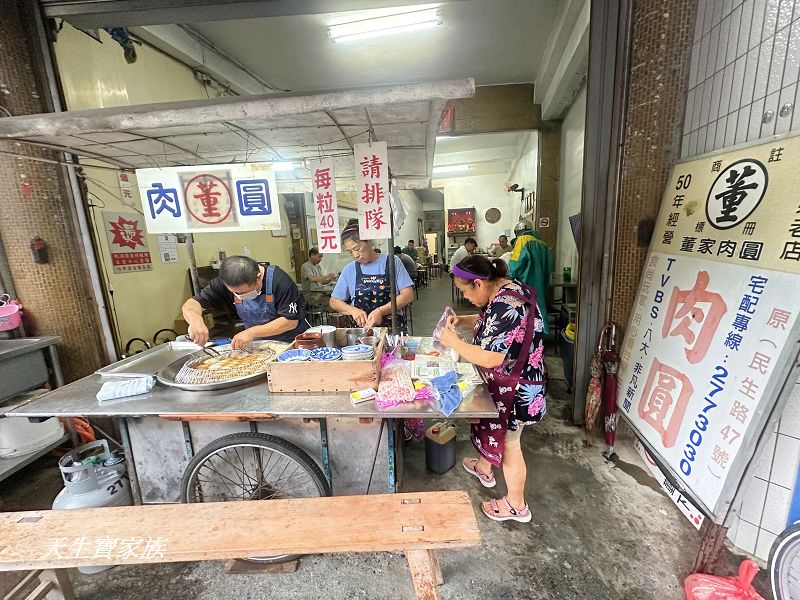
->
<box><xmin>561</xmin><ymin>323</ymin><xmax>576</xmax><ymax>393</ymax></box>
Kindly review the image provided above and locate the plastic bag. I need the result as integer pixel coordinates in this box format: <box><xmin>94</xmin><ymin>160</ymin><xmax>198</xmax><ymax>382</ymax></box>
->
<box><xmin>684</xmin><ymin>560</ymin><xmax>765</xmax><ymax>600</ymax></box>
<box><xmin>432</xmin><ymin>305</ymin><xmax>461</xmax><ymax>362</ymax></box>
<box><xmin>376</xmin><ymin>355</ymin><xmax>415</xmax><ymax>408</ymax></box>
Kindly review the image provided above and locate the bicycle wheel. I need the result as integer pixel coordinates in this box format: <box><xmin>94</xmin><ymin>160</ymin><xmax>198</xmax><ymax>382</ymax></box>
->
<box><xmin>770</xmin><ymin>523</ymin><xmax>800</xmax><ymax>600</ymax></box>
<box><xmin>180</xmin><ymin>431</ymin><xmax>331</xmax><ymax>564</ymax></box>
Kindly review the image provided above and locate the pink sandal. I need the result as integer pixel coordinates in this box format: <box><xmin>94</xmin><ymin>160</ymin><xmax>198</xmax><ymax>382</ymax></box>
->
<box><xmin>462</xmin><ymin>457</ymin><xmax>496</xmax><ymax>488</ymax></box>
<box><xmin>481</xmin><ymin>496</ymin><xmax>532</xmax><ymax>523</ymax></box>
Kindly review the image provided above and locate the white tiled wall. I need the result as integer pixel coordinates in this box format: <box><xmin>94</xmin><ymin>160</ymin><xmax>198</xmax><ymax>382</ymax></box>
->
<box><xmin>731</xmin><ymin>381</ymin><xmax>800</xmax><ymax>559</ymax></box>
<box><xmin>682</xmin><ymin>0</ymin><xmax>800</xmax><ymax>159</ymax></box>
<box><xmin>681</xmin><ymin>0</ymin><xmax>800</xmax><ymax>561</ymax></box>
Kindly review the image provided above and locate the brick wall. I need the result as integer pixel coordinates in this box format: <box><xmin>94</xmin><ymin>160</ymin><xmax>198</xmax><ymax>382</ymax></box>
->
<box><xmin>0</xmin><ymin>0</ymin><xmax>104</xmax><ymax>380</ymax></box>
<box><xmin>610</xmin><ymin>0</ymin><xmax>698</xmax><ymax>328</ymax></box>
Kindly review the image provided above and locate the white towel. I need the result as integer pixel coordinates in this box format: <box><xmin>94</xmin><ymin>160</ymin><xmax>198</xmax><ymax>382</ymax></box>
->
<box><xmin>96</xmin><ymin>376</ymin><xmax>155</xmax><ymax>403</ymax></box>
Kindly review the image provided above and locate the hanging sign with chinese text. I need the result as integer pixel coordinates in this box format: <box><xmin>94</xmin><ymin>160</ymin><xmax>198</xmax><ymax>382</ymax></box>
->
<box><xmin>135</xmin><ymin>163</ymin><xmax>281</xmax><ymax>234</ymax></box>
<box><xmin>309</xmin><ymin>158</ymin><xmax>341</xmax><ymax>253</ymax></box>
<box><xmin>354</xmin><ymin>141</ymin><xmax>390</xmax><ymax>240</ymax></box>
<box><xmin>103</xmin><ymin>211</ymin><xmax>152</xmax><ymax>274</ymax></box>
<box><xmin>617</xmin><ymin>135</ymin><xmax>800</xmax><ymax>520</ymax></box>
<box><xmin>117</xmin><ymin>170</ymin><xmax>135</xmax><ymax>208</ymax></box>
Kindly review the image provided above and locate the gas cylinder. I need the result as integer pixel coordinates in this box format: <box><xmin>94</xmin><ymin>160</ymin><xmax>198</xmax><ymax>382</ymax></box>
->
<box><xmin>52</xmin><ymin>439</ymin><xmax>133</xmax><ymax>574</ymax></box>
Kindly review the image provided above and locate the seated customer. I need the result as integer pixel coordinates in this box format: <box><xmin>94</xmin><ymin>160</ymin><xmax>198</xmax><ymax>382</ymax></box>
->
<box><xmin>395</xmin><ymin>246</ymin><xmax>418</xmax><ymax>282</ymax></box>
<box><xmin>301</xmin><ymin>248</ymin><xmax>335</xmax><ymax>310</ymax></box>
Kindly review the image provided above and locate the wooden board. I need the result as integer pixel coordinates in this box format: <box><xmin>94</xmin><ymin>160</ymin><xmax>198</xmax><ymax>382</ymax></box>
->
<box><xmin>265</xmin><ymin>329</ymin><xmax>385</xmax><ymax>393</ymax></box>
<box><xmin>0</xmin><ymin>492</ymin><xmax>479</xmax><ymax>571</ymax></box>
<box><xmin>223</xmin><ymin>559</ymin><xmax>298</xmax><ymax>574</ymax></box>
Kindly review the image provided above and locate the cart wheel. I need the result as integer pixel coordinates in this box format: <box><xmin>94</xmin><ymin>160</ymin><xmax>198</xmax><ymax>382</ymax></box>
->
<box><xmin>770</xmin><ymin>522</ymin><xmax>800</xmax><ymax>600</ymax></box>
<box><xmin>152</xmin><ymin>328</ymin><xmax>178</xmax><ymax>345</ymax></box>
<box><xmin>180</xmin><ymin>431</ymin><xmax>331</xmax><ymax>564</ymax></box>
<box><xmin>124</xmin><ymin>337</ymin><xmax>151</xmax><ymax>357</ymax></box>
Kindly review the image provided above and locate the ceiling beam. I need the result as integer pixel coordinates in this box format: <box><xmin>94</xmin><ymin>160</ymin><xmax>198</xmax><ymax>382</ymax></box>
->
<box><xmin>535</xmin><ymin>0</ymin><xmax>590</xmax><ymax>119</ymax></box>
<box><xmin>0</xmin><ymin>79</ymin><xmax>475</xmax><ymax>139</ymax></box>
<box><xmin>41</xmin><ymin>0</ymin><xmax>465</xmax><ymax>29</ymax></box>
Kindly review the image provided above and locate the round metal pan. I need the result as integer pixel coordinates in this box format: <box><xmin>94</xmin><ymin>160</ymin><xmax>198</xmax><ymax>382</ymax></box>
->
<box><xmin>155</xmin><ymin>343</ymin><xmax>277</xmax><ymax>392</ymax></box>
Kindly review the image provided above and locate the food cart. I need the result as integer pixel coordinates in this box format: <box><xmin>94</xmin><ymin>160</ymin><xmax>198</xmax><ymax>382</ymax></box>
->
<box><xmin>6</xmin><ymin>340</ymin><xmax>497</xmax><ymax>505</ymax></box>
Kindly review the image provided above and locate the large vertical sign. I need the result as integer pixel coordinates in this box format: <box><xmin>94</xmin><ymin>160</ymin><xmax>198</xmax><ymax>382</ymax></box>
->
<box><xmin>354</xmin><ymin>141</ymin><xmax>390</xmax><ymax>240</ymax></box>
<box><xmin>310</xmin><ymin>158</ymin><xmax>341</xmax><ymax>253</ymax></box>
<box><xmin>103</xmin><ymin>211</ymin><xmax>152</xmax><ymax>274</ymax></box>
<box><xmin>135</xmin><ymin>163</ymin><xmax>281</xmax><ymax>234</ymax></box>
<box><xmin>618</xmin><ymin>135</ymin><xmax>800</xmax><ymax>519</ymax></box>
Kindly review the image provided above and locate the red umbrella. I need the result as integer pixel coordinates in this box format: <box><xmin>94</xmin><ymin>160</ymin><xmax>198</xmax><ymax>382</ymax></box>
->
<box><xmin>601</xmin><ymin>323</ymin><xmax>619</xmax><ymax>461</ymax></box>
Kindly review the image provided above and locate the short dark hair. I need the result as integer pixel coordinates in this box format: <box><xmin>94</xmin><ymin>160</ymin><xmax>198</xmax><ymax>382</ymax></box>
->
<box><xmin>220</xmin><ymin>256</ymin><xmax>259</xmax><ymax>287</ymax></box>
<box><xmin>499</xmin><ymin>235</ymin><xmax>508</xmax><ymax>241</ymax></box>
<box><xmin>408</xmin><ymin>240</ymin><xmax>415</xmax><ymax>244</ymax></box>
<box><xmin>465</xmin><ymin>237</ymin><xmax>478</xmax><ymax>247</ymax></box>
<box><xmin>453</xmin><ymin>255</ymin><xmax>509</xmax><ymax>281</ymax></box>
<box><xmin>394</xmin><ymin>246</ymin><xmax>403</xmax><ymax>254</ymax></box>
<box><xmin>309</xmin><ymin>247</ymin><xmax>319</xmax><ymax>257</ymax></box>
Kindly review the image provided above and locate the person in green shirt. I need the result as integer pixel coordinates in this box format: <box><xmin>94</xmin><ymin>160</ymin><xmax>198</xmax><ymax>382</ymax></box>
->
<box><xmin>509</xmin><ymin>219</ymin><xmax>553</xmax><ymax>333</ymax></box>
<box><xmin>402</xmin><ymin>240</ymin><xmax>419</xmax><ymax>261</ymax></box>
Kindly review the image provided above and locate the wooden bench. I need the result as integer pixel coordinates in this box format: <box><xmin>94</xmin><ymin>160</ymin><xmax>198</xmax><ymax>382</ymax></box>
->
<box><xmin>0</xmin><ymin>491</ymin><xmax>479</xmax><ymax>600</ymax></box>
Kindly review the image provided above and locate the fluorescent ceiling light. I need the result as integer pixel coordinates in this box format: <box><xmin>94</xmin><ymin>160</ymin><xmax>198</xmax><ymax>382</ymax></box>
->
<box><xmin>272</xmin><ymin>162</ymin><xmax>297</xmax><ymax>172</ymax></box>
<box><xmin>432</xmin><ymin>164</ymin><xmax>469</xmax><ymax>174</ymax></box>
<box><xmin>329</xmin><ymin>8</ymin><xmax>443</xmax><ymax>43</ymax></box>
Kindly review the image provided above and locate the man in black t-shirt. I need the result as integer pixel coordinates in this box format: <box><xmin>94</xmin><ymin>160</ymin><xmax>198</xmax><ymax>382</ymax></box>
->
<box><xmin>181</xmin><ymin>256</ymin><xmax>308</xmax><ymax>348</ymax></box>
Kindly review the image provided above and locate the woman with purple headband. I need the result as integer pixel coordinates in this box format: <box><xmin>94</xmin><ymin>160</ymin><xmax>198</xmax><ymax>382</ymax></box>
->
<box><xmin>439</xmin><ymin>254</ymin><xmax>548</xmax><ymax>524</ymax></box>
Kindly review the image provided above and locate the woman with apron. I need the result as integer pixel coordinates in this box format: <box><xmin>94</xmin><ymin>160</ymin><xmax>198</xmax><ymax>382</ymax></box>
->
<box><xmin>329</xmin><ymin>219</ymin><xmax>415</xmax><ymax>330</ymax></box>
<box><xmin>439</xmin><ymin>254</ymin><xmax>548</xmax><ymax>523</ymax></box>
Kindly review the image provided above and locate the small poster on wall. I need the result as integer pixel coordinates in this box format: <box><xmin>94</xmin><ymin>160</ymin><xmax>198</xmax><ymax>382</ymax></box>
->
<box><xmin>447</xmin><ymin>208</ymin><xmax>476</xmax><ymax>234</ymax></box>
<box><xmin>157</xmin><ymin>234</ymin><xmax>179</xmax><ymax>264</ymax></box>
<box><xmin>103</xmin><ymin>211</ymin><xmax>152</xmax><ymax>274</ymax></box>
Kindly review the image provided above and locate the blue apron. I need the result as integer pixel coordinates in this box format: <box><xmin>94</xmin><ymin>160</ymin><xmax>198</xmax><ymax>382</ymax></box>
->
<box><xmin>353</xmin><ymin>257</ymin><xmax>406</xmax><ymax>330</ymax></box>
<box><xmin>234</xmin><ymin>265</ymin><xmax>306</xmax><ymax>341</ymax></box>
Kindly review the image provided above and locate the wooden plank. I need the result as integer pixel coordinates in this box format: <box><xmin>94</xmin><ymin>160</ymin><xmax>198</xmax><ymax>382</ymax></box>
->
<box><xmin>4</xmin><ymin>570</ymin><xmax>39</xmax><ymax>599</ymax></box>
<box><xmin>158</xmin><ymin>414</ymin><xmax>277</xmax><ymax>422</ymax></box>
<box><xmin>427</xmin><ymin>550</ymin><xmax>443</xmax><ymax>586</ymax></box>
<box><xmin>39</xmin><ymin>570</ymin><xmax>73</xmax><ymax>600</ymax></box>
<box><xmin>405</xmin><ymin>550</ymin><xmax>439</xmax><ymax>600</ymax></box>
<box><xmin>223</xmin><ymin>559</ymin><xmax>298</xmax><ymax>574</ymax></box>
<box><xmin>20</xmin><ymin>581</ymin><xmax>51</xmax><ymax>600</ymax></box>
<box><xmin>0</xmin><ymin>492</ymin><xmax>479</xmax><ymax>571</ymax></box>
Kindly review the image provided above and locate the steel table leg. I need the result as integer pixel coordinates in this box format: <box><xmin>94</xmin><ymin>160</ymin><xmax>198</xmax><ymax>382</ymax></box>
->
<box><xmin>387</xmin><ymin>418</ymin><xmax>396</xmax><ymax>493</ymax></box>
<box><xmin>117</xmin><ymin>417</ymin><xmax>143</xmax><ymax>505</ymax></box>
<box><xmin>46</xmin><ymin>345</ymin><xmax>65</xmax><ymax>388</ymax></box>
<box><xmin>319</xmin><ymin>418</ymin><xmax>332</xmax><ymax>492</ymax></box>
<box><xmin>181</xmin><ymin>421</ymin><xmax>194</xmax><ymax>458</ymax></box>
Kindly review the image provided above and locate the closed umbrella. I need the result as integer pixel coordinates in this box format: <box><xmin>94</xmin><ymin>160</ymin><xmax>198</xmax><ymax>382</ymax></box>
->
<box><xmin>601</xmin><ymin>323</ymin><xmax>619</xmax><ymax>461</ymax></box>
<box><xmin>584</xmin><ymin>327</ymin><xmax>606</xmax><ymax>439</ymax></box>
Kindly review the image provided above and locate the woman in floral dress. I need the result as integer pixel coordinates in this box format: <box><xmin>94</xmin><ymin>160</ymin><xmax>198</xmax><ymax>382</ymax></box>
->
<box><xmin>439</xmin><ymin>255</ymin><xmax>547</xmax><ymax>523</ymax></box>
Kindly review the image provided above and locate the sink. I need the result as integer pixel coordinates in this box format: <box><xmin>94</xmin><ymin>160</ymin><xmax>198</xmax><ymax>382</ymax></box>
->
<box><xmin>0</xmin><ymin>337</ymin><xmax>59</xmax><ymax>402</ymax></box>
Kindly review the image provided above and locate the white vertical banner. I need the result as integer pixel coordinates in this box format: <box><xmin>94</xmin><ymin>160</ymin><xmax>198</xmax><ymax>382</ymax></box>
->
<box><xmin>354</xmin><ymin>141</ymin><xmax>391</xmax><ymax>240</ymax></box>
<box><xmin>309</xmin><ymin>158</ymin><xmax>342</xmax><ymax>253</ymax></box>
<box><xmin>117</xmin><ymin>170</ymin><xmax>135</xmax><ymax>208</ymax></box>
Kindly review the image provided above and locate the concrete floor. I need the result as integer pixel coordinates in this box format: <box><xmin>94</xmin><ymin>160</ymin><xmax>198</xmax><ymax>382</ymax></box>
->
<box><xmin>0</xmin><ymin>274</ymin><xmax>771</xmax><ymax>599</ymax></box>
